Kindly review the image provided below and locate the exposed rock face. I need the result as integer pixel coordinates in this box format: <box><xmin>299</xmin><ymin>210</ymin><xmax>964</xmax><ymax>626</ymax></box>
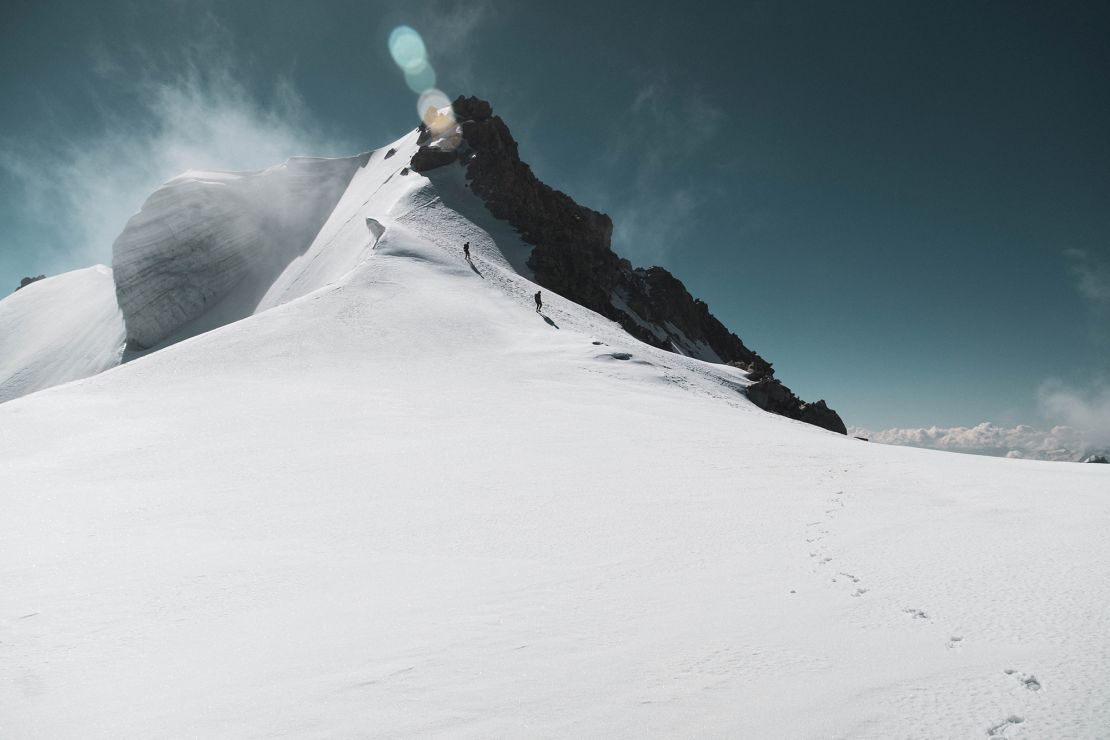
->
<box><xmin>744</xmin><ymin>379</ymin><xmax>847</xmax><ymax>435</ymax></box>
<box><xmin>615</xmin><ymin>266</ymin><xmax>774</xmax><ymax>373</ymax></box>
<box><xmin>1084</xmin><ymin>454</ymin><xmax>1108</xmax><ymax>464</ymax></box>
<box><xmin>453</xmin><ymin>96</ymin><xmax>492</xmax><ymax>120</ymax></box>
<box><xmin>411</xmin><ymin>146</ymin><xmax>458</xmax><ymax>172</ymax></box>
<box><xmin>798</xmin><ymin>399</ymin><xmax>847</xmax><ymax>435</ymax></box>
<box><xmin>15</xmin><ymin>275</ymin><xmax>46</xmax><ymax>292</ymax></box>
<box><xmin>410</xmin><ymin>95</ymin><xmax>846</xmax><ymax>434</ymax></box>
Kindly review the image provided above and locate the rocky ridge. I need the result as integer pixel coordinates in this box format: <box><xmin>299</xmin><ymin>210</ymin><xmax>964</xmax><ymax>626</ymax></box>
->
<box><xmin>411</xmin><ymin>95</ymin><xmax>845</xmax><ymax>434</ymax></box>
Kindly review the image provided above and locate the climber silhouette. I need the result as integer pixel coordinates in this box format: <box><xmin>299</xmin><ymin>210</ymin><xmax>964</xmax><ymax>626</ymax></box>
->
<box><xmin>463</xmin><ymin>241</ymin><xmax>471</xmax><ymax>261</ymax></box>
<box><xmin>534</xmin><ymin>290</ymin><xmax>542</xmax><ymax>313</ymax></box>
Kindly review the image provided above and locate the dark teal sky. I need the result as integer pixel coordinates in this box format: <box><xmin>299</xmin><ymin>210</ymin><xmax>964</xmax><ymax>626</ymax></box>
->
<box><xmin>2</xmin><ymin>0</ymin><xmax>1108</xmax><ymax>436</ymax></box>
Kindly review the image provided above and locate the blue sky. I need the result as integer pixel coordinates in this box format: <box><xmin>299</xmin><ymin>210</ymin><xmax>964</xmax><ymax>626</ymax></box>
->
<box><xmin>2</xmin><ymin>0</ymin><xmax>1108</xmax><ymax>449</ymax></box>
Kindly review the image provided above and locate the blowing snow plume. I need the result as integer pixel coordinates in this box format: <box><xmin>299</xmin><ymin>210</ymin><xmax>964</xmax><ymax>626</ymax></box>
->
<box><xmin>0</xmin><ymin>37</ymin><xmax>346</xmax><ymax>283</ymax></box>
<box><xmin>111</xmin><ymin>156</ymin><xmax>365</xmax><ymax>350</ymax></box>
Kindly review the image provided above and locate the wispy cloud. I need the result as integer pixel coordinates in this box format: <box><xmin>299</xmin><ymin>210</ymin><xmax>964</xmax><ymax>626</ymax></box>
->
<box><xmin>595</xmin><ymin>81</ymin><xmax>726</xmax><ymax>266</ymax></box>
<box><xmin>1064</xmin><ymin>248</ymin><xmax>1110</xmax><ymax>343</ymax></box>
<box><xmin>416</xmin><ymin>0</ymin><xmax>498</xmax><ymax>93</ymax></box>
<box><xmin>624</xmin><ymin>84</ymin><xmax>726</xmax><ymax>160</ymax></box>
<box><xmin>0</xmin><ymin>15</ymin><xmax>349</xmax><ymax>276</ymax></box>
<box><xmin>611</xmin><ymin>189</ymin><xmax>700</xmax><ymax>267</ymax></box>
<box><xmin>1065</xmin><ymin>248</ymin><xmax>1110</xmax><ymax>302</ymax></box>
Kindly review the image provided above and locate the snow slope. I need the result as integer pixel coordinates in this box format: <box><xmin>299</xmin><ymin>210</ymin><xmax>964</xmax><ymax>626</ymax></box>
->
<box><xmin>2</xmin><ymin>132</ymin><xmax>1109</xmax><ymax>739</ymax></box>
<box><xmin>0</xmin><ymin>265</ymin><xmax>125</xmax><ymax>404</ymax></box>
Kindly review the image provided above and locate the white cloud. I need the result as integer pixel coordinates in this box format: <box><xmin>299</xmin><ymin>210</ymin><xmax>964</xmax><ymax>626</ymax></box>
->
<box><xmin>855</xmin><ymin>379</ymin><xmax>1110</xmax><ymax>461</ymax></box>
<box><xmin>849</xmin><ymin>421</ymin><xmax>1087</xmax><ymax>461</ymax></box>
<box><xmin>1038</xmin><ymin>378</ymin><xmax>1110</xmax><ymax>450</ymax></box>
<box><xmin>0</xmin><ymin>23</ymin><xmax>349</xmax><ymax>276</ymax></box>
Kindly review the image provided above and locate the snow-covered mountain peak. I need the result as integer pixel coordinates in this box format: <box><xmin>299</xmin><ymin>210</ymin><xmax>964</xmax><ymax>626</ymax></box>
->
<box><xmin>6</xmin><ymin>95</ymin><xmax>836</xmax><ymax>432</ymax></box>
<box><xmin>2</xmin><ymin>96</ymin><xmax>1109</xmax><ymax>740</ymax></box>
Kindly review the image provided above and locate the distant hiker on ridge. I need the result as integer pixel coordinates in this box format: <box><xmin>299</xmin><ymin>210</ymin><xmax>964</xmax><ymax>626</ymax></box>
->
<box><xmin>463</xmin><ymin>241</ymin><xmax>471</xmax><ymax>261</ymax></box>
<box><xmin>534</xmin><ymin>290</ymin><xmax>542</xmax><ymax>313</ymax></box>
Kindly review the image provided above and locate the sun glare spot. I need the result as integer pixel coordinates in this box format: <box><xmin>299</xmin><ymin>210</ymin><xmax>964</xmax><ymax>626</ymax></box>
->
<box><xmin>418</xmin><ymin>89</ymin><xmax>455</xmax><ymax>133</ymax></box>
<box><xmin>389</xmin><ymin>26</ymin><xmax>456</xmax><ymax>141</ymax></box>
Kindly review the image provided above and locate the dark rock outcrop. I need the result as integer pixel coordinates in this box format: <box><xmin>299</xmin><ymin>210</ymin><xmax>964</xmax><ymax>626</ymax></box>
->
<box><xmin>1084</xmin><ymin>454</ymin><xmax>1108</xmax><ymax>464</ymax></box>
<box><xmin>15</xmin><ymin>275</ymin><xmax>46</xmax><ymax>292</ymax></box>
<box><xmin>410</xmin><ymin>95</ymin><xmax>846</xmax><ymax>434</ymax></box>
<box><xmin>799</xmin><ymin>399</ymin><xmax>847</xmax><ymax>435</ymax></box>
<box><xmin>453</xmin><ymin>96</ymin><xmax>493</xmax><ymax>121</ymax></box>
<box><xmin>410</xmin><ymin>146</ymin><xmax>458</xmax><ymax>172</ymax></box>
<box><xmin>614</xmin><ymin>265</ymin><xmax>774</xmax><ymax>373</ymax></box>
<box><xmin>745</xmin><ymin>379</ymin><xmax>847</xmax><ymax>435</ymax></box>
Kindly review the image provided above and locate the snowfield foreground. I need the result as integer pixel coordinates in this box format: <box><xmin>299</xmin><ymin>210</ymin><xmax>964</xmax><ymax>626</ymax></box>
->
<box><xmin>2</xmin><ymin>131</ymin><xmax>1108</xmax><ymax>739</ymax></box>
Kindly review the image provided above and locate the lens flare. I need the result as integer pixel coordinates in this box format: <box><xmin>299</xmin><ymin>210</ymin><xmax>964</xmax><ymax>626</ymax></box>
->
<box><xmin>404</xmin><ymin>61</ymin><xmax>436</xmax><ymax>94</ymax></box>
<box><xmin>417</xmin><ymin>88</ymin><xmax>454</xmax><ymax>133</ymax></box>
<box><xmin>388</xmin><ymin>26</ymin><xmax>428</xmax><ymax>73</ymax></box>
<box><xmin>389</xmin><ymin>26</ymin><xmax>456</xmax><ymax>144</ymax></box>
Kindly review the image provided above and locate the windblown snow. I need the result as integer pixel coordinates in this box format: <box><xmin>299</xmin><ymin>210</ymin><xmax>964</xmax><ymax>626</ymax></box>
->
<box><xmin>113</xmin><ymin>155</ymin><xmax>364</xmax><ymax>349</ymax></box>
<box><xmin>1</xmin><ymin>127</ymin><xmax>1108</xmax><ymax>739</ymax></box>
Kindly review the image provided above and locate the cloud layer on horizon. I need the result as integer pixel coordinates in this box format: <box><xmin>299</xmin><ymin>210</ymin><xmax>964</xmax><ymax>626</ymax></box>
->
<box><xmin>850</xmin><ymin>421</ymin><xmax>1089</xmax><ymax>461</ymax></box>
<box><xmin>855</xmin><ymin>379</ymin><xmax>1110</xmax><ymax>461</ymax></box>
